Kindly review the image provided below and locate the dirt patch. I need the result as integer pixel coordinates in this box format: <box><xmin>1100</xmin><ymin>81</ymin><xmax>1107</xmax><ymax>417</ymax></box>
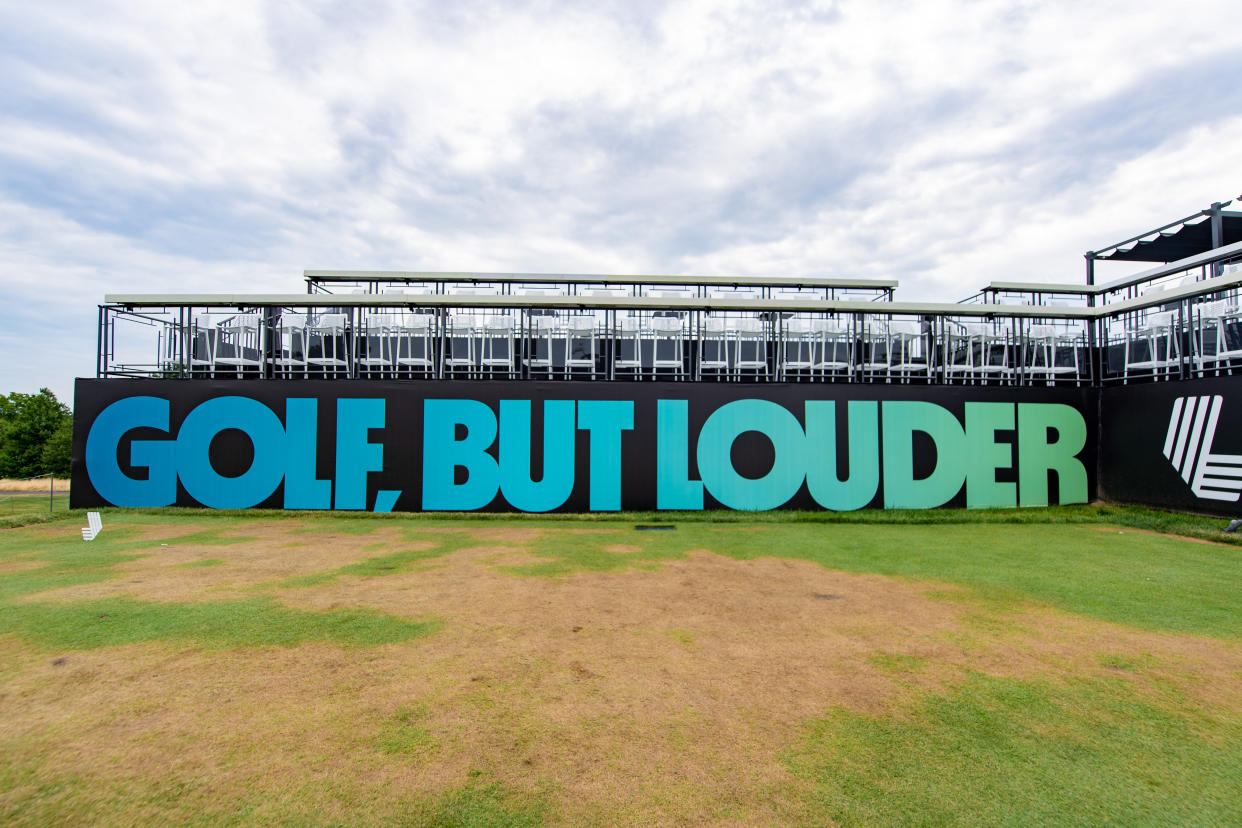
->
<box><xmin>601</xmin><ymin>544</ymin><xmax>642</xmax><ymax>554</ymax></box>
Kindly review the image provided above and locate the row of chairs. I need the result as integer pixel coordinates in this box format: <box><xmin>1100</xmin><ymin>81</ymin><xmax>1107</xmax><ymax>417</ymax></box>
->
<box><xmin>181</xmin><ymin>310</ymin><xmax>1097</xmax><ymax>383</ymax></box>
<box><xmin>1115</xmin><ymin>278</ymin><xmax>1242</xmax><ymax>381</ymax></box>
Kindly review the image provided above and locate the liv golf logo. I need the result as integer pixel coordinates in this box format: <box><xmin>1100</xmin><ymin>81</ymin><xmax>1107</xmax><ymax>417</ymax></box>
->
<box><xmin>1163</xmin><ymin>396</ymin><xmax>1242</xmax><ymax>501</ymax></box>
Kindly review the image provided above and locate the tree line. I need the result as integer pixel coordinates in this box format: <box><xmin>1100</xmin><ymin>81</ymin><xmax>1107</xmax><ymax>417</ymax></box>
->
<box><xmin>0</xmin><ymin>389</ymin><xmax>72</xmax><ymax>478</ymax></box>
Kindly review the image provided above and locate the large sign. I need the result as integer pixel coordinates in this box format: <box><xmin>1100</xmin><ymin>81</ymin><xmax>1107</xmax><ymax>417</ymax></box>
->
<box><xmin>1099</xmin><ymin>377</ymin><xmax>1242</xmax><ymax>515</ymax></box>
<box><xmin>71</xmin><ymin>379</ymin><xmax>1096</xmax><ymax>512</ymax></box>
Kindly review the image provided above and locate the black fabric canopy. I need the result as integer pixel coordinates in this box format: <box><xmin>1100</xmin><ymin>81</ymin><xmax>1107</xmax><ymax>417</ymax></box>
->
<box><xmin>1093</xmin><ymin>203</ymin><xmax>1242</xmax><ymax>263</ymax></box>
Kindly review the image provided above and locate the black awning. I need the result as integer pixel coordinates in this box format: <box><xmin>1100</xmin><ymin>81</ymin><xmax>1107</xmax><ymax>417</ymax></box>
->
<box><xmin>1093</xmin><ymin>202</ymin><xmax>1242</xmax><ymax>263</ymax></box>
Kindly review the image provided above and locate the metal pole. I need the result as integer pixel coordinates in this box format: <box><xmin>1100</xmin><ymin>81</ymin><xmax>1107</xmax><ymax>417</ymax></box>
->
<box><xmin>1210</xmin><ymin>202</ymin><xmax>1224</xmax><ymax>276</ymax></box>
<box><xmin>49</xmin><ymin>473</ymin><xmax>53</xmax><ymax>514</ymax></box>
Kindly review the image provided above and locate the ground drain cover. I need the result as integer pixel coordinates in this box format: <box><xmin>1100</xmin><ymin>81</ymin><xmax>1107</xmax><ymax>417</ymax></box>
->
<box><xmin>635</xmin><ymin>525</ymin><xmax>675</xmax><ymax>531</ymax></box>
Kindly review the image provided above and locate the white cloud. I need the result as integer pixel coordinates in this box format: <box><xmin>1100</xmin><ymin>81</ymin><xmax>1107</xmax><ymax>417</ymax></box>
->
<box><xmin>0</xmin><ymin>0</ymin><xmax>1240</xmax><ymax>399</ymax></box>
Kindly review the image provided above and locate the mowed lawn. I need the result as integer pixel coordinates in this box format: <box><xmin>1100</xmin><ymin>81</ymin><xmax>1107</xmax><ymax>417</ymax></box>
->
<box><xmin>2</xmin><ymin>507</ymin><xmax>1241</xmax><ymax>826</ymax></box>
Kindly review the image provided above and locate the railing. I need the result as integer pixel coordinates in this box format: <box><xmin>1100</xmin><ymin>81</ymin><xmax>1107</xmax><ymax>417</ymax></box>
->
<box><xmin>303</xmin><ymin>270</ymin><xmax>899</xmax><ymax>302</ymax></box>
<box><xmin>96</xmin><ymin>243</ymin><xmax>1242</xmax><ymax>387</ymax></box>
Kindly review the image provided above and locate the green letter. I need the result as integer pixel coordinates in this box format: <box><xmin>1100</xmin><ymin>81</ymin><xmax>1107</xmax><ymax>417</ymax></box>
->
<box><xmin>1018</xmin><ymin>403</ymin><xmax>1088</xmax><ymax>506</ymax></box>
<box><xmin>882</xmin><ymin>401</ymin><xmax>966</xmax><ymax>509</ymax></box>
<box><xmin>964</xmin><ymin>402</ymin><xmax>1017</xmax><ymax>509</ymax></box>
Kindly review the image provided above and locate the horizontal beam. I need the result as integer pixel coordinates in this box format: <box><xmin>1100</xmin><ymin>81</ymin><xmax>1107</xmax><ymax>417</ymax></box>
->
<box><xmin>104</xmin><ymin>292</ymin><xmax>1098</xmax><ymax>319</ymax></box>
<box><xmin>302</xmin><ymin>269</ymin><xmax>899</xmax><ymax>291</ymax></box>
<box><xmin>981</xmin><ymin>238</ymin><xmax>1242</xmax><ymax>297</ymax></box>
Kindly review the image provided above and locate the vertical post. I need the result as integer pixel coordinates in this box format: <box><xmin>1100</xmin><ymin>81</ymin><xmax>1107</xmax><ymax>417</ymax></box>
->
<box><xmin>1210</xmin><ymin>202</ymin><xmax>1224</xmax><ymax>276</ymax></box>
<box><xmin>96</xmin><ymin>306</ymin><xmax>104</xmax><ymax>378</ymax></box>
<box><xmin>49</xmin><ymin>473</ymin><xmax>54</xmax><ymax>515</ymax></box>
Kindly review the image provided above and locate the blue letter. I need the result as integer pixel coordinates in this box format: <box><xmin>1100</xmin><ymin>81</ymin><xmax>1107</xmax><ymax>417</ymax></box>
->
<box><xmin>657</xmin><ymin>400</ymin><xmax>703</xmax><ymax>510</ymax></box>
<box><xmin>499</xmin><ymin>400</ymin><xmax>575</xmax><ymax>512</ymax></box>
<box><xmin>85</xmin><ymin>396</ymin><xmax>176</xmax><ymax>507</ymax></box>
<box><xmin>284</xmin><ymin>398</ymin><xmax>331</xmax><ymax>509</ymax></box>
<box><xmin>335</xmin><ymin>398</ymin><xmax>385</xmax><ymax>510</ymax></box>
<box><xmin>422</xmin><ymin>399</ymin><xmax>499</xmax><ymax>510</ymax></box>
<box><xmin>578</xmin><ymin>400</ymin><xmax>634</xmax><ymax>511</ymax></box>
<box><xmin>697</xmin><ymin>399</ymin><xmax>805</xmax><ymax>510</ymax></box>
<box><xmin>177</xmin><ymin>397</ymin><xmax>286</xmax><ymax>509</ymax></box>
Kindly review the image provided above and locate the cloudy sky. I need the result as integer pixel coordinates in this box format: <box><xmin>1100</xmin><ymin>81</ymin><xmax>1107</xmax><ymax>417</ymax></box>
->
<box><xmin>2</xmin><ymin>0</ymin><xmax>1240</xmax><ymax>401</ymax></box>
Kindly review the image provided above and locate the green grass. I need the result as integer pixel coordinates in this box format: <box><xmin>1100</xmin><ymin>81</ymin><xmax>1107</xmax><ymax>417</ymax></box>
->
<box><xmin>0</xmin><ymin>493</ymin><xmax>70</xmax><ymax>528</ymax></box>
<box><xmin>0</xmin><ymin>596</ymin><xmax>439</xmax><ymax>650</ymax></box>
<box><xmin>788</xmin><ymin>673</ymin><xmax>1242</xmax><ymax>827</ymax></box>
<box><xmin>0</xmin><ymin>515</ymin><xmax>439</xmax><ymax>651</ymax></box>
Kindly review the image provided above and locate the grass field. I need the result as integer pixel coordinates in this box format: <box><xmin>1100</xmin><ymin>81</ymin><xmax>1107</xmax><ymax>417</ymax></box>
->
<box><xmin>2</xmin><ymin>506</ymin><xmax>1241</xmax><ymax>825</ymax></box>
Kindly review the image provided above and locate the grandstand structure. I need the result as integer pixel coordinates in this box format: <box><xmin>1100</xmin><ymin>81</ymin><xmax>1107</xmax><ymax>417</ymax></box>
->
<box><xmin>96</xmin><ymin>199</ymin><xmax>1242</xmax><ymax>388</ymax></box>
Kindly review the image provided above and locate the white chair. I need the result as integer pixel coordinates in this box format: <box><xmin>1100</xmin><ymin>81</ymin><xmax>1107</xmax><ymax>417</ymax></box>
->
<box><xmin>81</xmin><ymin>511</ymin><xmax>102</xmax><ymax>542</ymax></box>
<box><xmin>444</xmin><ymin>311</ymin><xmax>479</xmax><ymax>377</ymax></box>
<box><xmin>1123</xmin><ymin>310</ymin><xmax>1179</xmax><ymax>382</ymax></box>
<box><xmin>580</xmin><ymin>290</ymin><xmax>639</xmax><ymax>379</ymax></box>
<box><xmin>564</xmin><ymin>313</ymin><xmax>599</xmax><ymax>378</ymax></box>
<box><xmin>214</xmin><ymin>314</ymin><xmax>265</xmax><ymax>377</ymax></box>
<box><xmin>813</xmin><ymin>317</ymin><xmax>852</xmax><ymax>379</ymax></box>
<box><xmin>354</xmin><ymin>313</ymin><xmax>395</xmax><ymax>378</ymax></box>
<box><xmin>481</xmin><ymin>313</ymin><xmax>517</xmax><ymax>377</ymax></box>
<box><xmin>1194</xmin><ymin>299</ymin><xmax>1242</xmax><ymax>375</ymax></box>
<box><xmin>383</xmin><ymin>289</ymin><xmax>436</xmax><ymax>377</ymax></box>
<box><xmin>859</xmin><ymin>316</ymin><xmax>893</xmax><ymax>380</ymax></box>
<box><xmin>734</xmin><ymin>315</ymin><xmax>769</xmax><ymax>379</ymax></box>
<box><xmin>699</xmin><ymin>313</ymin><xmax>733</xmax><ymax>378</ymax></box>
<box><xmin>889</xmin><ymin>320</ymin><xmax>929</xmax><ymax>382</ymax></box>
<box><xmin>189</xmin><ymin>314</ymin><xmax>218</xmax><ymax>377</ymax></box>
<box><xmin>1025</xmin><ymin>324</ymin><xmax>1080</xmax><ymax>384</ymax></box>
<box><xmin>647</xmin><ymin>289</ymin><xmax>692</xmax><ymax>379</ymax></box>
<box><xmin>305</xmin><ymin>313</ymin><xmax>349</xmax><ymax>377</ymax></box>
<box><xmin>273</xmin><ymin>312</ymin><xmax>308</xmax><ymax>377</ymax></box>
<box><xmin>945</xmin><ymin>321</ymin><xmax>1010</xmax><ymax>384</ymax></box>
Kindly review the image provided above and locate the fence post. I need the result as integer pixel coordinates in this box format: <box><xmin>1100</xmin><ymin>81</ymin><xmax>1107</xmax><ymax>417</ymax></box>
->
<box><xmin>49</xmin><ymin>473</ymin><xmax>54</xmax><ymax>515</ymax></box>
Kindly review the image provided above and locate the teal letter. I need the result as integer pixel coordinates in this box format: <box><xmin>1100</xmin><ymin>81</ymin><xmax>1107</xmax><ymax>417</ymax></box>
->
<box><xmin>882</xmin><ymin>401</ymin><xmax>966</xmax><ymax>509</ymax></box>
<box><xmin>284</xmin><ymin>398</ymin><xmax>331</xmax><ymax>509</ymax></box>
<box><xmin>85</xmin><ymin>396</ymin><xmax>176</xmax><ymax>507</ymax></box>
<box><xmin>805</xmin><ymin>400</ymin><xmax>879</xmax><ymax>511</ymax></box>
<box><xmin>1018</xmin><ymin>403</ymin><xmax>1088</xmax><ymax>506</ymax></box>
<box><xmin>499</xmin><ymin>400</ymin><xmax>576</xmax><ymax>512</ymax></box>
<box><xmin>335</xmin><ymin>398</ymin><xmax>385</xmax><ymax>510</ymax></box>
<box><xmin>697</xmin><ymin>399</ymin><xmax>805</xmax><ymax>511</ymax></box>
<box><xmin>657</xmin><ymin>400</ymin><xmax>703</xmax><ymax>509</ymax></box>
<box><xmin>177</xmin><ymin>397</ymin><xmax>286</xmax><ymax>509</ymax></box>
<box><xmin>965</xmin><ymin>402</ymin><xmax>1017</xmax><ymax>509</ymax></box>
<box><xmin>578</xmin><ymin>400</ymin><xmax>634</xmax><ymax>511</ymax></box>
<box><xmin>422</xmin><ymin>399</ymin><xmax>499</xmax><ymax>510</ymax></box>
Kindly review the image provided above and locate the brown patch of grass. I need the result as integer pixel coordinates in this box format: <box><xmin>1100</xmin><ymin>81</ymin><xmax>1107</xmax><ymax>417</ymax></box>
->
<box><xmin>0</xmin><ymin>478</ymin><xmax>69</xmax><ymax>493</ymax></box>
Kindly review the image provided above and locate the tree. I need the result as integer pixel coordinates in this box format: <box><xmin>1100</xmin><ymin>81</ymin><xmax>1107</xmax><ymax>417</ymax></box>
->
<box><xmin>0</xmin><ymin>389</ymin><xmax>72</xmax><ymax>478</ymax></box>
<box><xmin>40</xmin><ymin>417</ymin><xmax>73</xmax><ymax>476</ymax></box>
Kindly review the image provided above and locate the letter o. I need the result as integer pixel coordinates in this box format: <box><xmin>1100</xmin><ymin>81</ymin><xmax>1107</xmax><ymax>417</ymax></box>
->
<box><xmin>696</xmin><ymin>399</ymin><xmax>806</xmax><ymax>510</ymax></box>
<box><xmin>177</xmin><ymin>397</ymin><xmax>286</xmax><ymax>508</ymax></box>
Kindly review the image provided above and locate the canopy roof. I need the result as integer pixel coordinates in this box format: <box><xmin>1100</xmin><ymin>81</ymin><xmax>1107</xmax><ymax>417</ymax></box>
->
<box><xmin>1092</xmin><ymin>198</ymin><xmax>1242</xmax><ymax>262</ymax></box>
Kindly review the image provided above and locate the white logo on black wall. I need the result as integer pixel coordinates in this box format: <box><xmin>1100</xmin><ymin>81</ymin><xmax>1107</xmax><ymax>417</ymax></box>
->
<box><xmin>1163</xmin><ymin>396</ymin><xmax>1242</xmax><ymax>502</ymax></box>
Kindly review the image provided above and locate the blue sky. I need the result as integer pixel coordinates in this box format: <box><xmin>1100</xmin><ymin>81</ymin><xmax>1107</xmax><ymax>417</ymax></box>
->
<box><xmin>2</xmin><ymin>0</ymin><xmax>1240</xmax><ymax>402</ymax></box>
